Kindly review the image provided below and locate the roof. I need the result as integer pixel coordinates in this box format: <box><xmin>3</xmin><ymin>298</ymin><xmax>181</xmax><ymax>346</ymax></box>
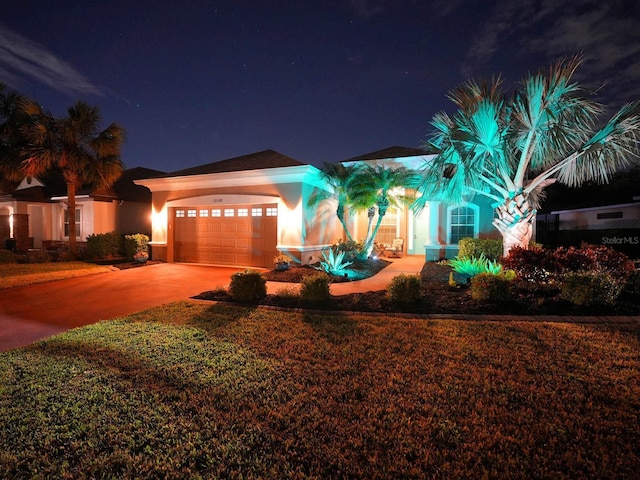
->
<box><xmin>163</xmin><ymin>150</ymin><xmax>307</xmax><ymax>177</ymax></box>
<box><xmin>2</xmin><ymin>167</ymin><xmax>166</xmax><ymax>203</ymax></box>
<box><xmin>341</xmin><ymin>146</ymin><xmax>429</xmax><ymax>162</ymax></box>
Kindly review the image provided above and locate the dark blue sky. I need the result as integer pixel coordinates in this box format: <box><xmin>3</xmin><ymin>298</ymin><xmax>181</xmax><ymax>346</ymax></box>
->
<box><xmin>2</xmin><ymin>0</ymin><xmax>639</xmax><ymax>172</ymax></box>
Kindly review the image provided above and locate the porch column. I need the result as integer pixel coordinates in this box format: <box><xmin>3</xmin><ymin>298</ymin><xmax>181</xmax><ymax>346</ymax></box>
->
<box><xmin>424</xmin><ymin>202</ymin><xmax>443</xmax><ymax>261</ymax></box>
<box><xmin>0</xmin><ymin>210</ymin><xmax>10</xmax><ymax>245</ymax></box>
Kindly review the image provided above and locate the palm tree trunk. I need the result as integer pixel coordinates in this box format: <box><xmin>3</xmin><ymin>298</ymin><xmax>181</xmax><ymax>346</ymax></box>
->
<box><xmin>363</xmin><ymin>203</ymin><xmax>389</xmax><ymax>256</ymax></box>
<box><xmin>492</xmin><ymin>194</ymin><xmax>535</xmax><ymax>257</ymax></box>
<box><xmin>66</xmin><ymin>181</ymin><xmax>78</xmax><ymax>258</ymax></box>
<box><xmin>336</xmin><ymin>204</ymin><xmax>355</xmax><ymax>242</ymax></box>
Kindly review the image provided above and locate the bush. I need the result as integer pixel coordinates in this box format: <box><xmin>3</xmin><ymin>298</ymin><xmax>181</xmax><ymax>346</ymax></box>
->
<box><xmin>470</xmin><ymin>272</ymin><xmax>514</xmax><ymax>302</ymax></box>
<box><xmin>300</xmin><ymin>272</ymin><xmax>331</xmax><ymax>303</ymax></box>
<box><xmin>25</xmin><ymin>250</ymin><xmax>51</xmax><ymax>263</ymax></box>
<box><xmin>124</xmin><ymin>234</ymin><xmax>149</xmax><ymax>261</ymax></box>
<box><xmin>621</xmin><ymin>268</ymin><xmax>640</xmax><ymax>300</ymax></box>
<box><xmin>229</xmin><ymin>269</ymin><xmax>267</xmax><ymax>303</ymax></box>
<box><xmin>333</xmin><ymin>239</ymin><xmax>365</xmax><ymax>261</ymax></box>
<box><xmin>85</xmin><ymin>232</ymin><xmax>123</xmax><ymax>259</ymax></box>
<box><xmin>0</xmin><ymin>249</ymin><xmax>16</xmax><ymax>264</ymax></box>
<box><xmin>559</xmin><ymin>271</ymin><xmax>624</xmax><ymax>306</ymax></box>
<box><xmin>502</xmin><ymin>243</ymin><xmax>635</xmax><ymax>283</ymax></box>
<box><xmin>386</xmin><ymin>274</ymin><xmax>422</xmax><ymax>304</ymax></box>
<box><xmin>458</xmin><ymin>237</ymin><xmax>503</xmax><ymax>261</ymax></box>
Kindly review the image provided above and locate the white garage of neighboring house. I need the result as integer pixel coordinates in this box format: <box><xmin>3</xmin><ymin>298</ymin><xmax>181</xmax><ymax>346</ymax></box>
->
<box><xmin>135</xmin><ymin>147</ymin><xmax>500</xmax><ymax>268</ymax></box>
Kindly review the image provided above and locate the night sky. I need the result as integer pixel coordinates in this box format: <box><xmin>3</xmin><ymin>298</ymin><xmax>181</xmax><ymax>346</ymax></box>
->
<box><xmin>2</xmin><ymin>0</ymin><xmax>639</xmax><ymax>173</ymax></box>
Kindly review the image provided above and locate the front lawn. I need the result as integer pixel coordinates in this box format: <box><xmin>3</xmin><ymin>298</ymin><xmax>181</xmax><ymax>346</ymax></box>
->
<box><xmin>0</xmin><ymin>262</ymin><xmax>112</xmax><ymax>289</ymax></box>
<box><xmin>1</xmin><ymin>302</ymin><xmax>638</xmax><ymax>478</ymax></box>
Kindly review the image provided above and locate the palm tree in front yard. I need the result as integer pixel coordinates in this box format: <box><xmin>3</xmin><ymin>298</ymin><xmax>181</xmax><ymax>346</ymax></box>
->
<box><xmin>350</xmin><ymin>164</ymin><xmax>419</xmax><ymax>256</ymax></box>
<box><xmin>414</xmin><ymin>56</ymin><xmax>640</xmax><ymax>256</ymax></box>
<box><xmin>308</xmin><ymin>162</ymin><xmax>362</xmax><ymax>243</ymax></box>
<box><xmin>20</xmin><ymin>100</ymin><xmax>126</xmax><ymax>256</ymax></box>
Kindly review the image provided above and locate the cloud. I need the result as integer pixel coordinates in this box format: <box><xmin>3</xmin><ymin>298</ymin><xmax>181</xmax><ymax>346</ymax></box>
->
<box><xmin>460</xmin><ymin>0</ymin><xmax>640</xmax><ymax>107</ymax></box>
<box><xmin>0</xmin><ymin>23</ymin><xmax>103</xmax><ymax>97</ymax></box>
<box><xmin>348</xmin><ymin>0</ymin><xmax>385</xmax><ymax>18</ymax></box>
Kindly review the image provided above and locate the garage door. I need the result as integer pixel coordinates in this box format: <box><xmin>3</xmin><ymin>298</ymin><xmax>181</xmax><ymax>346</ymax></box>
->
<box><xmin>173</xmin><ymin>204</ymin><xmax>278</xmax><ymax>267</ymax></box>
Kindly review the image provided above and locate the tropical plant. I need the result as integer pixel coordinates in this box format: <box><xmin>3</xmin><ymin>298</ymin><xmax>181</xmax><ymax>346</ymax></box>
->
<box><xmin>19</xmin><ymin>100</ymin><xmax>125</xmax><ymax>257</ymax></box>
<box><xmin>414</xmin><ymin>56</ymin><xmax>640</xmax><ymax>256</ymax></box>
<box><xmin>316</xmin><ymin>248</ymin><xmax>353</xmax><ymax>276</ymax></box>
<box><xmin>448</xmin><ymin>254</ymin><xmax>502</xmax><ymax>278</ymax></box>
<box><xmin>307</xmin><ymin>163</ymin><xmax>362</xmax><ymax>242</ymax></box>
<box><xmin>349</xmin><ymin>164</ymin><xmax>419</xmax><ymax>257</ymax></box>
<box><xmin>0</xmin><ymin>85</ymin><xmax>31</xmax><ymax>190</ymax></box>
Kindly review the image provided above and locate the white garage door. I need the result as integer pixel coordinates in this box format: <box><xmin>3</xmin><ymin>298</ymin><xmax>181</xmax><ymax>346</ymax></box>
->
<box><xmin>173</xmin><ymin>204</ymin><xmax>278</xmax><ymax>267</ymax></box>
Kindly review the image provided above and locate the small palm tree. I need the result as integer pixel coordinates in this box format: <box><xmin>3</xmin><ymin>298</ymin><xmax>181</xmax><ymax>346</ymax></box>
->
<box><xmin>351</xmin><ymin>165</ymin><xmax>419</xmax><ymax>256</ymax></box>
<box><xmin>415</xmin><ymin>56</ymin><xmax>640</xmax><ymax>256</ymax></box>
<box><xmin>20</xmin><ymin>100</ymin><xmax>125</xmax><ymax>256</ymax></box>
<box><xmin>308</xmin><ymin>162</ymin><xmax>362</xmax><ymax>242</ymax></box>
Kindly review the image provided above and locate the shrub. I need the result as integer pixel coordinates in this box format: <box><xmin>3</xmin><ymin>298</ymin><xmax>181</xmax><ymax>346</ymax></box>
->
<box><xmin>316</xmin><ymin>248</ymin><xmax>353</xmax><ymax>276</ymax></box>
<box><xmin>470</xmin><ymin>272</ymin><xmax>514</xmax><ymax>302</ymax></box>
<box><xmin>503</xmin><ymin>243</ymin><xmax>635</xmax><ymax>283</ymax></box>
<box><xmin>333</xmin><ymin>239</ymin><xmax>365</xmax><ymax>261</ymax></box>
<box><xmin>124</xmin><ymin>234</ymin><xmax>149</xmax><ymax>261</ymax></box>
<box><xmin>621</xmin><ymin>269</ymin><xmax>640</xmax><ymax>300</ymax></box>
<box><xmin>300</xmin><ymin>272</ymin><xmax>331</xmax><ymax>303</ymax></box>
<box><xmin>85</xmin><ymin>232</ymin><xmax>123</xmax><ymax>259</ymax></box>
<box><xmin>387</xmin><ymin>274</ymin><xmax>422</xmax><ymax>304</ymax></box>
<box><xmin>25</xmin><ymin>250</ymin><xmax>51</xmax><ymax>263</ymax></box>
<box><xmin>0</xmin><ymin>249</ymin><xmax>16</xmax><ymax>264</ymax></box>
<box><xmin>458</xmin><ymin>237</ymin><xmax>503</xmax><ymax>261</ymax></box>
<box><xmin>229</xmin><ymin>269</ymin><xmax>267</xmax><ymax>303</ymax></box>
<box><xmin>449</xmin><ymin>254</ymin><xmax>502</xmax><ymax>278</ymax></box>
<box><xmin>559</xmin><ymin>271</ymin><xmax>624</xmax><ymax>306</ymax></box>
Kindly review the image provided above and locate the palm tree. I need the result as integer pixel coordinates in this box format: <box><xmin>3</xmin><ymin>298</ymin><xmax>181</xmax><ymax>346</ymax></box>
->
<box><xmin>20</xmin><ymin>100</ymin><xmax>125</xmax><ymax>256</ymax></box>
<box><xmin>308</xmin><ymin>162</ymin><xmax>362</xmax><ymax>242</ymax></box>
<box><xmin>0</xmin><ymin>85</ymin><xmax>31</xmax><ymax>190</ymax></box>
<box><xmin>351</xmin><ymin>164</ymin><xmax>419</xmax><ymax>256</ymax></box>
<box><xmin>414</xmin><ymin>56</ymin><xmax>640</xmax><ymax>256</ymax></box>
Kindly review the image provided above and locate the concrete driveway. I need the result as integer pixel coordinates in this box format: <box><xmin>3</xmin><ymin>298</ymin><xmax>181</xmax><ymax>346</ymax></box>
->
<box><xmin>0</xmin><ymin>263</ymin><xmax>243</xmax><ymax>352</ymax></box>
<box><xmin>0</xmin><ymin>256</ymin><xmax>428</xmax><ymax>353</ymax></box>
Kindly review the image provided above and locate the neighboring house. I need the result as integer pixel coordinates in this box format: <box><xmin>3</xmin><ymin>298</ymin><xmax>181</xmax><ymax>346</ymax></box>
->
<box><xmin>135</xmin><ymin>147</ymin><xmax>500</xmax><ymax>268</ymax></box>
<box><xmin>536</xmin><ymin>168</ymin><xmax>640</xmax><ymax>257</ymax></box>
<box><xmin>0</xmin><ymin>167</ymin><xmax>164</xmax><ymax>252</ymax></box>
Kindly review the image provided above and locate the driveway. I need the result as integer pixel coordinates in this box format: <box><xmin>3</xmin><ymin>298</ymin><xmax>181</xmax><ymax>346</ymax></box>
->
<box><xmin>0</xmin><ymin>263</ymin><xmax>242</xmax><ymax>352</ymax></box>
<box><xmin>0</xmin><ymin>256</ymin><xmax>428</xmax><ymax>353</ymax></box>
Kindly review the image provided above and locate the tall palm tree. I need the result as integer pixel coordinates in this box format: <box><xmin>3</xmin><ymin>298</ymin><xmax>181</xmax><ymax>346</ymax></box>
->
<box><xmin>0</xmin><ymin>85</ymin><xmax>30</xmax><ymax>190</ymax></box>
<box><xmin>351</xmin><ymin>164</ymin><xmax>419</xmax><ymax>256</ymax></box>
<box><xmin>20</xmin><ymin>100</ymin><xmax>125</xmax><ymax>256</ymax></box>
<box><xmin>414</xmin><ymin>56</ymin><xmax>640</xmax><ymax>256</ymax></box>
<box><xmin>308</xmin><ymin>162</ymin><xmax>362</xmax><ymax>242</ymax></box>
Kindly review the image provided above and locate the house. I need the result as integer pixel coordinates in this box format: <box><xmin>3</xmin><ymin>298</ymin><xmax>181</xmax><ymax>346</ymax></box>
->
<box><xmin>0</xmin><ymin>167</ymin><xmax>164</xmax><ymax>253</ymax></box>
<box><xmin>135</xmin><ymin>147</ymin><xmax>500</xmax><ymax>268</ymax></box>
<box><xmin>536</xmin><ymin>167</ymin><xmax>640</xmax><ymax>257</ymax></box>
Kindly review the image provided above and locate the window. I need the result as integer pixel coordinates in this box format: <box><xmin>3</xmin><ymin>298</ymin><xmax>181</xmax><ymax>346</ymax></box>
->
<box><xmin>187</xmin><ymin>209</ymin><xmax>197</xmax><ymax>218</ymax></box>
<box><xmin>199</xmin><ymin>209</ymin><xmax>209</xmax><ymax>217</ymax></box>
<box><xmin>374</xmin><ymin>207</ymin><xmax>399</xmax><ymax>245</ymax></box>
<box><xmin>266</xmin><ymin>207</ymin><xmax>278</xmax><ymax>216</ymax></box>
<box><xmin>64</xmin><ymin>208</ymin><xmax>81</xmax><ymax>238</ymax></box>
<box><xmin>224</xmin><ymin>208</ymin><xmax>235</xmax><ymax>217</ymax></box>
<box><xmin>448</xmin><ymin>204</ymin><xmax>478</xmax><ymax>244</ymax></box>
<box><xmin>237</xmin><ymin>208</ymin><xmax>248</xmax><ymax>217</ymax></box>
<box><xmin>175</xmin><ymin>210</ymin><xmax>185</xmax><ymax>218</ymax></box>
<box><xmin>252</xmin><ymin>207</ymin><xmax>262</xmax><ymax>216</ymax></box>
<box><xmin>212</xmin><ymin>209</ymin><xmax>221</xmax><ymax>217</ymax></box>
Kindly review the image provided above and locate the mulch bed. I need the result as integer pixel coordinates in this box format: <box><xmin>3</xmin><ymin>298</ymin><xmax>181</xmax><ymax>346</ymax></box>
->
<box><xmin>197</xmin><ymin>261</ymin><xmax>640</xmax><ymax>316</ymax></box>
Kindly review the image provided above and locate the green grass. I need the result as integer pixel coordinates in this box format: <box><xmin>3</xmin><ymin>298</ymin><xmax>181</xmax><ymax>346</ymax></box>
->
<box><xmin>1</xmin><ymin>302</ymin><xmax>639</xmax><ymax>479</ymax></box>
<box><xmin>0</xmin><ymin>262</ymin><xmax>111</xmax><ymax>289</ymax></box>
